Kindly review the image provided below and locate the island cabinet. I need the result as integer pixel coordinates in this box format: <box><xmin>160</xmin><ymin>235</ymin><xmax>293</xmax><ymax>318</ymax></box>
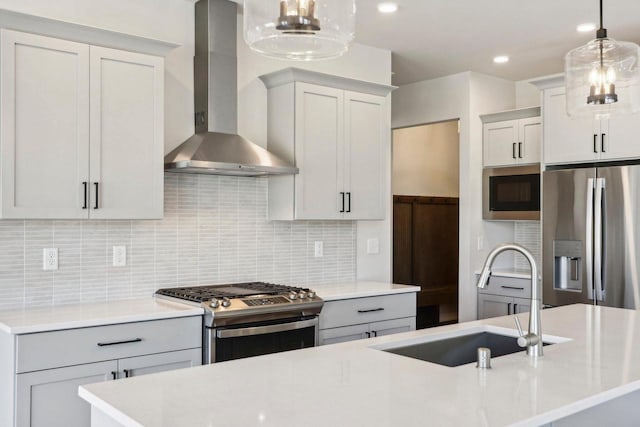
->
<box><xmin>0</xmin><ymin>29</ymin><xmax>164</xmax><ymax>219</ymax></box>
<box><xmin>259</xmin><ymin>68</ymin><xmax>395</xmax><ymax>221</ymax></box>
<box><xmin>5</xmin><ymin>316</ymin><xmax>201</xmax><ymax>427</ymax></box>
<box><xmin>319</xmin><ymin>293</ymin><xmax>416</xmax><ymax>345</ymax></box>
<box><xmin>539</xmin><ymin>84</ymin><xmax>640</xmax><ymax>165</ymax></box>
<box><xmin>477</xmin><ymin>275</ymin><xmax>532</xmax><ymax>320</ymax></box>
<box><xmin>481</xmin><ymin>107</ymin><xmax>541</xmax><ymax>168</ymax></box>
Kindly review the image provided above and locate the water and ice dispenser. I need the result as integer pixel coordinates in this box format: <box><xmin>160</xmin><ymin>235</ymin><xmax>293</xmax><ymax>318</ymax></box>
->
<box><xmin>553</xmin><ymin>240</ymin><xmax>583</xmax><ymax>291</ymax></box>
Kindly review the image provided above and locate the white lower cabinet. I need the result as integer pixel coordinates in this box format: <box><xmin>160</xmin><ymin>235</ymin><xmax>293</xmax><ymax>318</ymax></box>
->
<box><xmin>477</xmin><ymin>276</ymin><xmax>532</xmax><ymax>320</ymax></box>
<box><xmin>319</xmin><ymin>293</ymin><xmax>417</xmax><ymax>345</ymax></box>
<box><xmin>7</xmin><ymin>317</ymin><xmax>201</xmax><ymax>427</ymax></box>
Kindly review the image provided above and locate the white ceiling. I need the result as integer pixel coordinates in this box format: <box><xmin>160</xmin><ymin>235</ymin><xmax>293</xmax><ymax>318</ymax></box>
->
<box><xmin>353</xmin><ymin>0</ymin><xmax>640</xmax><ymax>86</ymax></box>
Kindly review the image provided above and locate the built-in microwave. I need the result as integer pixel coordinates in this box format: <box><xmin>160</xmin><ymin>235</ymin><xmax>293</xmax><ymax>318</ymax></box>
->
<box><xmin>483</xmin><ymin>164</ymin><xmax>540</xmax><ymax>220</ymax></box>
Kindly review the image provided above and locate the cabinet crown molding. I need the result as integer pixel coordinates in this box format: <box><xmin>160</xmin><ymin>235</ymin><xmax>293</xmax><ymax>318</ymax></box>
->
<box><xmin>529</xmin><ymin>73</ymin><xmax>565</xmax><ymax>90</ymax></box>
<box><xmin>0</xmin><ymin>8</ymin><xmax>179</xmax><ymax>56</ymax></box>
<box><xmin>259</xmin><ymin>67</ymin><xmax>396</xmax><ymax>97</ymax></box>
<box><xmin>480</xmin><ymin>106</ymin><xmax>541</xmax><ymax>124</ymax></box>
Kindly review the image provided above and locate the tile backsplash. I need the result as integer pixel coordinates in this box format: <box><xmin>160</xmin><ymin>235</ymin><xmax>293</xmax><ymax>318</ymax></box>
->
<box><xmin>0</xmin><ymin>175</ymin><xmax>356</xmax><ymax>310</ymax></box>
<box><xmin>514</xmin><ymin>222</ymin><xmax>541</xmax><ymax>270</ymax></box>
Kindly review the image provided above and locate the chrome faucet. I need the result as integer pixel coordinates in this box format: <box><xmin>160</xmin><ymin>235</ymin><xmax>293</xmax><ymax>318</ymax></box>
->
<box><xmin>476</xmin><ymin>243</ymin><xmax>543</xmax><ymax>357</ymax></box>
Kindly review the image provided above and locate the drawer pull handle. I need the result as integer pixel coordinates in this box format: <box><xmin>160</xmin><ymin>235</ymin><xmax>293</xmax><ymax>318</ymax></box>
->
<box><xmin>124</xmin><ymin>369</ymin><xmax>131</xmax><ymax>378</ymax></box>
<box><xmin>500</xmin><ymin>286</ymin><xmax>525</xmax><ymax>291</ymax></box>
<box><xmin>97</xmin><ymin>338</ymin><xmax>143</xmax><ymax>347</ymax></box>
<box><xmin>357</xmin><ymin>308</ymin><xmax>385</xmax><ymax>313</ymax></box>
<box><xmin>111</xmin><ymin>371</ymin><xmax>117</xmax><ymax>380</ymax></box>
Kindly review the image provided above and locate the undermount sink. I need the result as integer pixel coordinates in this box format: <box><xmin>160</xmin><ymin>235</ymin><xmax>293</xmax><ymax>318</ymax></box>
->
<box><xmin>374</xmin><ymin>327</ymin><xmax>566</xmax><ymax>367</ymax></box>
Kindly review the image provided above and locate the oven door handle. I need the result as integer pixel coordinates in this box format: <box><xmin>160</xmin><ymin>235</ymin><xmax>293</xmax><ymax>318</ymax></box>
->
<box><xmin>216</xmin><ymin>318</ymin><xmax>318</xmax><ymax>339</ymax></box>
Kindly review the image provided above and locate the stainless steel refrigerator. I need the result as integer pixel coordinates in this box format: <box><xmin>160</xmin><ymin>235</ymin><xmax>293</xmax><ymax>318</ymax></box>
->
<box><xmin>543</xmin><ymin>164</ymin><xmax>640</xmax><ymax>308</ymax></box>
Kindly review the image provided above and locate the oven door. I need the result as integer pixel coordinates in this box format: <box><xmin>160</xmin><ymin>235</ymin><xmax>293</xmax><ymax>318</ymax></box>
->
<box><xmin>206</xmin><ymin>316</ymin><xmax>318</xmax><ymax>363</ymax></box>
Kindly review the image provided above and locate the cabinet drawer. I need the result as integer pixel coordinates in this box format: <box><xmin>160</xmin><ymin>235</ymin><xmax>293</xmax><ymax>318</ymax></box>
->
<box><xmin>478</xmin><ymin>276</ymin><xmax>532</xmax><ymax>299</ymax></box>
<box><xmin>320</xmin><ymin>293</ymin><xmax>416</xmax><ymax>330</ymax></box>
<box><xmin>16</xmin><ymin>316</ymin><xmax>201</xmax><ymax>373</ymax></box>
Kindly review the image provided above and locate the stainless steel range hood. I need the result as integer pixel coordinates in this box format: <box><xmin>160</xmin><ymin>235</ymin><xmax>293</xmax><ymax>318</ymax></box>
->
<box><xmin>164</xmin><ymin>0</ymin><xmax>298</xmax><ymax>177</ymax></box>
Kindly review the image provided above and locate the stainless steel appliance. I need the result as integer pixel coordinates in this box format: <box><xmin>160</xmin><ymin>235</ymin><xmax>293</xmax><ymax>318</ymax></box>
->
<box><xmin>483</xmin><ymin>165</ymin><xmax>541</xmax><ymax>220</ymax></box>
<box><xmin>543</xmin><ymin>163</ymin><xmax>640</xmax><ymax>308</ymax></box>
<box><xmin>155</xmin><ymin>282</ymin><xmax>323</xmax><ymax>363</ymax></box>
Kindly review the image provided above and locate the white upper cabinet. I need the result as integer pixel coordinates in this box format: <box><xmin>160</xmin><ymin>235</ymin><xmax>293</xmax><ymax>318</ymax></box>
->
<box><xmin>0</xmin><ymin>30</ymin><xmax>90</xmax><ymax>219</ymax></box>
<box><xmin>260</xmin><ymin>68</ymin><xmax>393</xmax><ymax>221</ymax></box>
<box><xmin>539</xmin><ymin>83</ymin><xmax>640</xmax><ymax>165</ymax></box>
<box><xmin>0</xmin><ymin>30</ymin><xmax>164</xmax><ymax>219</ymax></box>
<box><xmin>89</xmin><ymin>47</ymin><xmax>164</xmax><ymax>219</ymax></box>
<box><xmin>481</xmin><ymin>107</ymin><xmax>541</xmax><ymax>167</ymax></box>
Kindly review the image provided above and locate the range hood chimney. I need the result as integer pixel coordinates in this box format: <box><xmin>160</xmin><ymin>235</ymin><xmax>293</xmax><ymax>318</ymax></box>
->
<box><xmin>164</xmin><ymin>0</ymin><xmax>299</xmax><ymax>177</ymax></box>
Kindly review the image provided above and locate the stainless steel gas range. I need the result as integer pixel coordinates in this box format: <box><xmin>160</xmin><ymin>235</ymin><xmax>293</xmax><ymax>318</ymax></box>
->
<box><xmin>155</xmin><ymin>282</ymin><xmax>324</xmax><ymax>363</ymax></box>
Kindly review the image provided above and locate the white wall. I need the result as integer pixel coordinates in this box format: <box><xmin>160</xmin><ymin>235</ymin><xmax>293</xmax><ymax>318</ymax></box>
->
<box><xmin>392</xmin><ymin>121</ymin><xmax>460</xmax><ymax>198</ymax></box>
<box><xmin>0</xmin><ymin>0</ymin><xmax>196</xmax><ymax>154</ymax></box>
<box><xmin>516</xmin><ymin>80</ymin><xmax>542</xmax><ymax>108</ymax></box>
<box><xmin>392</xmin><ymin>72</ymin><xmax>516</xmax><ymax>322</ymax></box>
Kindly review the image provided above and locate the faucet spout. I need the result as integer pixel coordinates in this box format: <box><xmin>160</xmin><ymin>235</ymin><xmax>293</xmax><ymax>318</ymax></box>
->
<box><xmin>476</xmin><ymin>243</ymin><xmax>543</xmax><ymax>357</ymax></box>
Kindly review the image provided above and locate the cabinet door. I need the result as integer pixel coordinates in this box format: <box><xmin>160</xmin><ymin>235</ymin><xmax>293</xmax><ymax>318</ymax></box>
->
<box><xmin>512</xmin><ymin>297</ymin><xmax>530</xmax><ymax>315</ymax></box>
<box><xmin>343</xmin><ymin>91</ymin><xmax>386</xmax><ymax>220</ymax></box>
<box><xmin>369</xmin><ymin>317</ymin><xmax>415</xmax><ymax>338</ymax></box>
<box><xmin>319</xmin><ymin>323</ymin><xmax>369</xmax><ymax>345</ymax></box>
<box><xmin>477</xmin><ymin>294</ymin><xmax>512</xmax><ymax>320</ymax></box>
<box><xmin>518</xmin><ymin>116</ymin><xmax>541</xmax><ymax>164</ymax></box>
<box><xmin>16</xmin><ymin>360</ymin><xmax>117</xmax><ymax>427</ymax></box>
<box><xmin>118</xmin><ymin>348</ymin><xmax>201</xmax><ymax>378</ymax></box>
<box><xmin>0</xmin><ymin>30</ymin><xmax>90</xmax><ymax>219</ymax></box>
<box><xmin>89</xmin><ymin>46</ymin><xmax>164</xmax><ymax>219</ymax></box>
<box><xmin>483</xmin><ymin>120</ymin><xmax>518</xmax><ymax>167</ymax></box>
<box><xmin>602</xmin><ymin>115</ymin><xmax>640</xmax><ymax>161</ymax></box>
<box><xmin>543</xmin><ymin>87</ymin><xmax>596</xmax><ymax>165</ymax></box>
<box><xmin>294</xmin><ymin>83</ymin><xmax>344</xmax><ymax>219</ymax></box>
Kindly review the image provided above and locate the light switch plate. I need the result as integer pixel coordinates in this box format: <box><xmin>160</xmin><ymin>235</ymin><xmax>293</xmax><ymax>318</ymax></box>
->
<box><xmin>367</xmin><ymin>238</ymin><xmax>380</xmax><ymax>254</ymax></box>
<box><xmin>314</xmin><ymin>241</ymin><xmax>323</xmax><ymax>258</ymax></box>
<box><xmin>113</xmin><ymin>246</ymin><xmax>127</xmax><ymax>267</ymax></box>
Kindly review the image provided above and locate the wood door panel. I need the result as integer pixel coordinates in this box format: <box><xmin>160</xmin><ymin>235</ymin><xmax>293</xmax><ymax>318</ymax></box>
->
<box><xmin>393</xmin><ymin>200</ymin><xmax>413</xmax><ymax>284</ymax></box>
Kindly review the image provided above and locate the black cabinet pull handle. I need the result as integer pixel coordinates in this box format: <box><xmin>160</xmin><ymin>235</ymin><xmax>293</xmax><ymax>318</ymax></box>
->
<box><xmin>346</xmin><ymin>192</ymin><xmax>351</xmax><ymax>213</ymax></box>
<box><xmin>357</xmin><ymin>308</ymin><xmax>385</xmax><ymax>313</ymax></box>
<box><xmin>340</xmin><ymin>192</ymin><xmax>345</xmax><ymax>213</ymax></box>
<box><xmin>365</xmin><ymin>331</ymin><xmax>371</xmax><ymax>338</ymax></box>
<box><xmin>82</xmin><ymin>182</ymin><xmax>88</xmax><ymax>209</ymax></box>
<box><xmin>507</xmin><ymin>302</ymin><xmax>512</xmax><ymax>315</ymax></box>
<box><xmin>513</xmin><ymin>303</ymin><xmax>518</xmax><ymax>313</ymax></box>
<box><xmin>500</xmin><ymin>285</ymin><xmax>525</xmax><ymax>290</ymax></box>
<box><xmin>123</xmin><ymin>369</ymin><xmax>130</xmax><ymax>378</ymax></box>
<box><xmin>601</xmin><ymin>133</ymin><xmax>606</xmax><ymax>153</ymax></box>
<box><xmin>593</xmin><ymin>134</ymin><xmax>598</xmax><ymax>153</ymax></box>
<box><xmin>97</xmin><ymin>338</ymin><xmax>142</xmax><ymax>347</ymax></box>
<box><xmin>93</xmin><ymin>182</ymin><xmax>99</xmax><ymax>209</ymax></box>
<box><xmin>371</xmin><ymin>330</ymin><xmax>378</xmax><ymax>337</ymax></box>
<box><xmin>111</xmin><ymin>371</ymin><xmax>117</xmax><ymax>380</ymax></box>
<box><xmin>518</xmin><ymin>142</ymin><xmax>522</xmax><ymax>159</ymax></box>
<box><xmin>512</xmin><ymin>142</ymin><xmax>517</xmax><ymax>159</ymax></box>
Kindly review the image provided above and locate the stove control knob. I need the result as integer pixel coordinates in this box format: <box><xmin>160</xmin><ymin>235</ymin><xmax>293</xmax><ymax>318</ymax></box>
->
<box><xmin>221</xmin><ymin>298</ymin><xmax>231</xmax><ymax>308</ymax></box>
<box><xmin>289</xmin><ymin>292</ymin><xmax>298</xmax><ymax>300</ymax></box>
<box><xmin>298</xmin><ymin>291</ymin><xmax>307</xmax><ymax>299</ymax></box>
<box><xmin>307</xmin><ymin>291</ymin><xmax>316</xmax><ymax>299</ymax></box>
<box><xmin>210</xmin><ymin>299</ymin><xmax>220</xmax><ymax>309</ymax></box>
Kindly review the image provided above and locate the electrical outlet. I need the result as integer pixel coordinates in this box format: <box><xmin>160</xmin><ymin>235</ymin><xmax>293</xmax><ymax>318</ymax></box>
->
<box><xmin>314</xmin><ymin>241</ymin><xmax>323</xmax><ymax>258</ymax></box>
<box><xmin>477</xmin><ymin>236</ymin><xmax>484</xmax><ymax>251</ymax></box>
<box><xmin>43</xmin><ymin>248</ymin><xmax>58</xmax><ymax>271</ymax></box>
<box><xmin>367</xmin><ymin>238</ymin><xmax>380</xmax><ymax>254</ymax></box>
<box><xmin>113</xmin><ymin>246</ymin><xmax>127</xmax><ymax>267</ymax></box>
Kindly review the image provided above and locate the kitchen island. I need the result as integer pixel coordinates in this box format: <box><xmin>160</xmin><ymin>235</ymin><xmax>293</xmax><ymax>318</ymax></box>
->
<box><xmin>80</xmin><ymin>304</ymin><xmax>640</xmax><ymax>426</ymax></box>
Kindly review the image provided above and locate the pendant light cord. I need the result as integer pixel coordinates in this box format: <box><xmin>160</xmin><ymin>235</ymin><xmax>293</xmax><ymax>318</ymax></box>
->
<box><xmin>600</xmin><ymin>0</ymin><xmax>603</xmax><ymax>30</ymax></box>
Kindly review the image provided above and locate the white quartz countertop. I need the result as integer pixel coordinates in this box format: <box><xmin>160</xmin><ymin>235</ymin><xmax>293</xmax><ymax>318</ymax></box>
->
<box><xmin>79</xmin><ymin>304</ymin><xmax>640</xmax><ymax>427</ymax></box>
<box><xmin>311</xmin><ymin>281</ymin><xmax>420</xmax><ymax>300</ymax></box>
<box><xmin>0</xmin><ymin>298</ymin><xmax>203</xmax><ymax>334</ymax></box>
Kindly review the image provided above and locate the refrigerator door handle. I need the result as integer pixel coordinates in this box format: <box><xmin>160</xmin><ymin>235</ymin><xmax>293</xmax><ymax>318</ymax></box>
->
<box><xmin>586</xmin><ymin>178</ymin><xmax>595</xmax><ymax>301</ymax></box>
<box><xmin>594</xmin><ymin>178</ymin><xmax>605</xmax><ymax>302</ymax></box>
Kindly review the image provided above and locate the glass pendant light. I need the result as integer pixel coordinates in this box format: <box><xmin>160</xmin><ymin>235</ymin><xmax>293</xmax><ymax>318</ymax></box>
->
<box><xmin>565</xmin><ymin>0</ymin><xmax>640</xmax><ymax>118</ymax></box>
<box><xmin>244</xmin><ymin>0</ymin><xmax>356</xmax><ymax>61</ymax></box>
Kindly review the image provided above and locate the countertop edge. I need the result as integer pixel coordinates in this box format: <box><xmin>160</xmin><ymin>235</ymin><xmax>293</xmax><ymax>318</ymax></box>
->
<box><xmin>79</xmin><ymin>386</ymin><xmax>142</xmax><ymax>427</ymax></box>
<box><xmin>318</xmin><ymin>286</ymin><xmax>420</xmax><ymax>301</ymax></box>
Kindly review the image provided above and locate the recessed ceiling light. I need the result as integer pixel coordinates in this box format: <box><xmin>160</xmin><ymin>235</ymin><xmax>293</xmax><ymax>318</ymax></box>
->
<box><xmin>493</xmin><ymin>55</ymin><xmax>509</xmax><ymax>64</ymax></box>
<box><xmin>576</xmin><ymin>22</ymin><xmax>596</xmax><ymax>33</ymax></box>
<box><xmin>377</xmin><ymin>2</ymin><xmax>398</xmax><ymax>13</ymax></box>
